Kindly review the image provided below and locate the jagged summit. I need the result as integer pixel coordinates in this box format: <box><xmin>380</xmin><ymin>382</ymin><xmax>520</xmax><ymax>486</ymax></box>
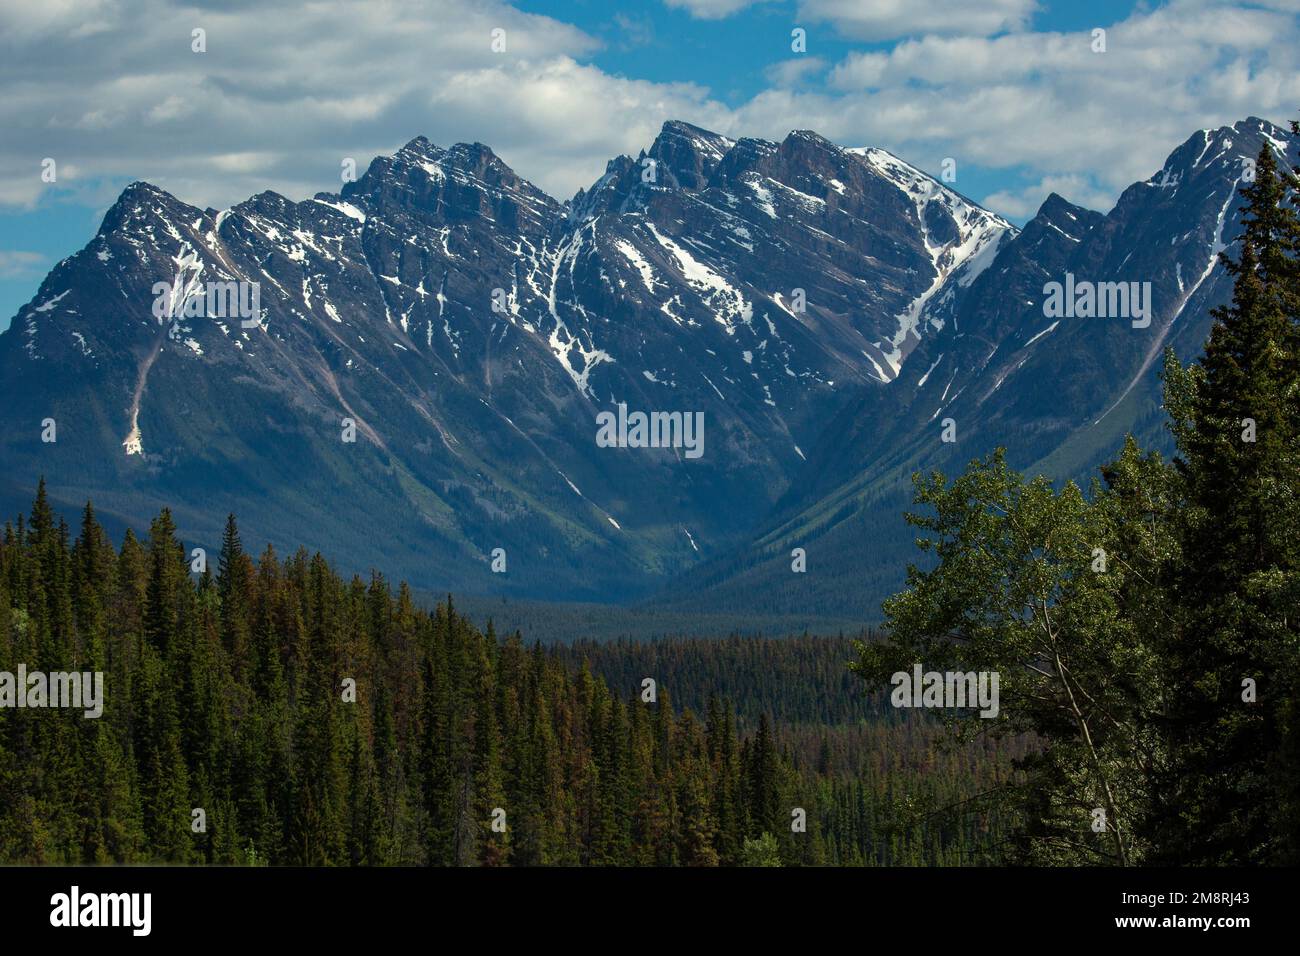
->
<box><xmin>656</xmin><ymin>115</ymin><xmax>1298</xmax><ymax>620</ymax></box>
<box><xmin>1</xmin><ymin>116</ymin><xmax>1291</xmax><ymax>609</ymax></box>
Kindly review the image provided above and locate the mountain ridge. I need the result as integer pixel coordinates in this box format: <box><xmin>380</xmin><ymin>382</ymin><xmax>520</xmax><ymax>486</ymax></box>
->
<box><xmin>651</xmin><ymin>115</ymin><xmax>1297</xmax><ymax>622</ymax></box>
<box><xmin>1</xmin><ymin>116</ymin><xmax>1287</xmax><ymax>618</ymax></box>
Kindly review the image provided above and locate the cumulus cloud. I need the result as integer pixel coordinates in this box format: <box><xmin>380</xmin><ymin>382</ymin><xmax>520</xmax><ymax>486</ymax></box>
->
<box><xmin>0</xmin><ymin>0</ymin><xmax>1295</xmax><ymax>226</ymax></box>
<box><xmin>735</xmin><ymin>0</ymin><xmax>1300</xmax><ymax>217</ymax></box>
<box><xmin>799</xmin><ymin>0</ymin><xmax>1038</xmax><ymax>41</ymax></box>
<box><xmin>764</xmin><ymin>56</ymin><xmax>828</xmax><ymax>87</ymax></box>
<box><xmin>0</xmin><ymin>0</ymin><xmax>118</xmax><ymax>40</ymax></box>
<box><xmin>0</xmin><ymin>0</ymin><xmax>732</xmax><ymax>209</ymax></box>
<box><xmin>0</xmin><ymin>250</ymin><xmax>46</xmax><ymax>278</ymax></box>
<box><xmin>984</xmin><ymin>175</ymin><xmax>1121</xmax><ymax>219</ymax></box>
<box><xmin>662</xmin><ymin>0</ymin><xmax>765</xmax><ymax>19</ymax></box>
<box><xmin>664</xmin><ymin>0</ymin><xmax>1035</xmax><ymax>39</ymax></box>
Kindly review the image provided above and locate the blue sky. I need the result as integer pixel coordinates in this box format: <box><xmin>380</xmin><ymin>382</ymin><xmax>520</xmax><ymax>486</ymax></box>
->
<box><xmin>517</xmin><ymin>0</ymin><xmax>1139</xmax><ymax>102</ymax></box>
<box><xmin>2</xmin><ymin>0</ymin><xmax>1297</xmax><ymax>329</ymax></box>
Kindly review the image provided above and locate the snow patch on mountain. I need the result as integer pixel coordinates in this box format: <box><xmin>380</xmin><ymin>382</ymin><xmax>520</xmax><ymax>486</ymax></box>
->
<box><xmin>645</xmin><ymin>223</ymin><xmax>751</xmax><ymax>335</ymax></box>
<box><xmin>614</xmin><ymin>239</ymin><xmax>659</xmax><ymax>293</ymax></box>
<box><xmin>311</xmin><ymin>198</ymin><xmax>368</xmax><ymax>223</ymax></box>
<box><xmin>1023</xmin><ymin>321</ymin><xmax>1060</xmax><ymax>348</ymax></box>
<box><xmin>848</xmin><ymin>147</ymin><xmax>1015</xmax><ymax>378</ymax></box>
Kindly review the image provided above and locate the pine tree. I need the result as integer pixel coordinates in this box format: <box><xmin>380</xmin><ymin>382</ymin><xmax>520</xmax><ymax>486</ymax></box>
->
<box><xmin>746</xmin><ymin>714</ymin><xmax>782</xmax><ymax>843</ymax></box>
<box><xmin>143</xmin><ymin>510</ymin><xmax>184</xmax><ymax>657</ymax></box>
<box><xmin>216</xmin><ymin>514</ymin><xmax>254</xmax><ymax>679</ymax></box>
<box><xmin>1156</xmin><ymin>136</ymin><xmax>1300</xmax><ymax>864</ymax></box>
<box><xmin>1</xmin><ymin>491</ymin><xmax>1001</xmax><ymax>867</ymax></box>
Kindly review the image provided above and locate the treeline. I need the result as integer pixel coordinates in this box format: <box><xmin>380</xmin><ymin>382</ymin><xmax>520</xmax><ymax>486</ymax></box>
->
<box><xmin>0</xmin><ymin>495</ymin><xmax>1016</xmax><ymax>865</ymax></box>
<box><xmin>447</xmin><ymin>593</ymin><xmax>867</xmax><ymax>645</ymax></box>
<box><xmin>553</xmin><ymin>634</ymin><xmax>883</xmax><ymax>729</ymax></box>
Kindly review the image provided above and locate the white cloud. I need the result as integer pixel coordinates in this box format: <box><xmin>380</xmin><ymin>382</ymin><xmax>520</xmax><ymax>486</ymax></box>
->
<box><xmin>662</xmin><ymin>0</ymin><xmax>764</xmax><ymax>19</ymax></box>
<box><xmin>0</xmin><ymin>0</ymin><xmax>732</xmax><ymax>208</ymax></box>
<box><xmin>0</xmin><ymin>250</ymin><xmax>46</xmax><ymax>278</ymax></box>
<box><xmin>145</xmin><ymin>94</ymin><xmax>195</xmax><ymax>125</ymax></box>
<box><xmin>664</xmin><ymin>0</ymin><xmax>1036</xmax><ymax>38</ymax></box>
<box><xmin>765</xmin><ymin>56</ymin><xmax>828</xmax><ymax>87</ymax></box>
<box><xmin>983</xmin><ymin>175</ymin><xmax>1119</xmax><ymax>220</ymax></box>
<box><xmin>0</xmin><ymin>0</ymin><xmax>1295</xmax><ymax>229</ymax></box>
<box><xmin>736</xmin><ymin>0</ymin><xmax>1300</xmax><ymax>213</ymax></box>
<box><xmin>799</xmin><ymin>0</ymin><xmax>1038</xmax><ymax>41</ymax></box>
<box><xmin>0</xmin><ymin>0</ymin><xmax>118</xmax><ymax>40</ymax></box>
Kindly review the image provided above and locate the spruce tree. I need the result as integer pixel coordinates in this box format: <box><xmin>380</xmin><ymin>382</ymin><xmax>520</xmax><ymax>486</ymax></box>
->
<box><xmin>1155</xmin><ymin>137</ymin><xmax>1300</xmax><ymax>863</ymax></box>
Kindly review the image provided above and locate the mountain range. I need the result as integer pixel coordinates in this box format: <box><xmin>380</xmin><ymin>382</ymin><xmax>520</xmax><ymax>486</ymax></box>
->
<box><xmin>1</xmin><ymin>116</ymin><xmax>1292</xmax><ymax>621</ymax></box>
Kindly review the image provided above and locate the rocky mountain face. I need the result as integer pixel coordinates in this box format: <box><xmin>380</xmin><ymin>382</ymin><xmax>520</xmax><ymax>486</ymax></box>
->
<box><xmin>660</xmin><ymin>117</ymin><xmax>1296</xmax><ymax>621</ymax></box>
<box><xmin>0</xmin><ymin>120</ymin><xmax>1015</xmax><ymax>601</ymax></box>
<box><xmin>2</xmin><ymin>117</ymin><xmax>1290</xmax><ymax>615</ymax></box>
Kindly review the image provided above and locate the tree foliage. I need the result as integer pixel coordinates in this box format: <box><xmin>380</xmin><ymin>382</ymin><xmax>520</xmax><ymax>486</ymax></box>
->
<box><xmin>855</xmin><ymin>127</ymin><xmax>1300</xmax><ymax>865</ymax></box>
<box><xmin>0</xmin><ymin>498</ymin><xmax>1012</xmax><ymax>865</ymax></box>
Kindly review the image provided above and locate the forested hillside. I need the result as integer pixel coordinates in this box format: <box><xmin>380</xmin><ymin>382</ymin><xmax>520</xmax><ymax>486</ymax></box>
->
<box><xmin>0</xmin><ymin>491</ymin><xmax>1018</xmax><ymax>865</ymax></box>
<box><xmin>553</xmin><ymin>634</ymin><xmax>878</xmax><ymax>729</ymax></box>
